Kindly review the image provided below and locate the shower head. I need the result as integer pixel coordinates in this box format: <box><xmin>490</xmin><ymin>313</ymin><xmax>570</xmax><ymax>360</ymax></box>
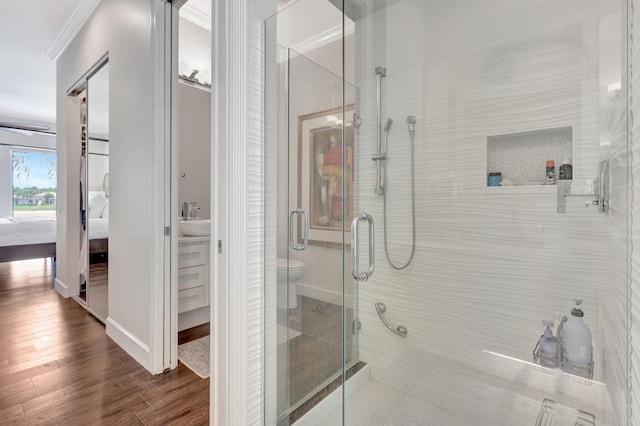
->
<box><xmin>384</xmin><ymin>118</ymin><xmax>393</xmax><ymax>132</ymax></box>
<box><xmin>407</xmin><ymin>115</ymin><xmax>417</xmax><ymax>135</ymax></box>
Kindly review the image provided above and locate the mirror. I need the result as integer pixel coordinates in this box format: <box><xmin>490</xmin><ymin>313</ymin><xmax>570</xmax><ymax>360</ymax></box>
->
<box><xmin>86</xmin><ymin>61</ymin><xmax>109</xmax><ymax>321</ymax></box>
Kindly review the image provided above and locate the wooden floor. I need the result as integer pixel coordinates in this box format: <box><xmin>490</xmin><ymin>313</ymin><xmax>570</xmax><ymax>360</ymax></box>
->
<box><xmin>0</xmin><ymin>258</ymin><xmax>209</xmax><ymax>425</ymax></box>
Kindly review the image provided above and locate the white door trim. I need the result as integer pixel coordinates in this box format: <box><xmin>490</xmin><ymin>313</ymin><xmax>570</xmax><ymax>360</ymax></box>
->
<box><xmin>167</xmin><ymin>0</ymin><xmax>180</xmax><ymax>372</ymax></box>
<box><xmin>150</xmin><ymin>0</ymin><xmax>173</xmax><ymax>374</ymax></box>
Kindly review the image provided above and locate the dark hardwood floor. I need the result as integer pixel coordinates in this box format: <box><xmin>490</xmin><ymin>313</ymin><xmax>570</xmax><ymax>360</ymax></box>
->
<box><xmin>0</xmin><ymin>258</ymin><xmax>209</xmax><ymax>425</ymax></box>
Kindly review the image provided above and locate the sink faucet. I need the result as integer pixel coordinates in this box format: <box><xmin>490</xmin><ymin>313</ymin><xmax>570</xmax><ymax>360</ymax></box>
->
<box><xmin>182</xmin><ymin>201</ymin><xmax>200</xmax><ymax>220</ymax></box>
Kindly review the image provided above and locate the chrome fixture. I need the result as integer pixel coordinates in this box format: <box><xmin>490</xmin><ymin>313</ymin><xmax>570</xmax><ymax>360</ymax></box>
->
<box><xmin>353</xmin><ymin>112</ymin><xmax>363</xmax><ymax>129</ymax></box>
<box><xmin>556</xmin><ymin>160</ymin><xmax>610</xmax><ymax>214</ymax></box>
<box><xmin>382</xmin><ymin>115</ymin><xmax>417</xmax><ymax>270</ymax></box>
<box><xmin>375</xmin><ymin>302</ymin><xmax>407</xmax><ymax>337</ymax></box>
<box><xmin>373</xmin><ymin>66</ymin><xmax>387</xmax><ymax>195</ymax></box>
<box><xmin>289</xmin><ymin>208</ymin><xmax>308</xmax><ymax>251</ymax></box>
<box><xmin>182</xmin><ymin>201</ymin><xmax>200</xmax><ymax>220</ymax></box>
<box><xmin>372</xmin><ymin>118</ymin><xmax>392</xmax><ymax>163</ymax></box>
<box><xmin>370</xmin><ymin>65</ymin><xmax>416</xmax><ymax>269</ymax></box>
<box><xmin>407</xmin><ymin>115</ymin><xmax>417</xmax><ymax>136</ymax></box>
<box><xmin>179</xmin><ymin>69</ymin><xmax>212</xmax><ymax>88</ymax></box>
<box><xmin>351</xmin><ymin>212</ymin><xmax>375</xmax><ymax>281</ymax></box>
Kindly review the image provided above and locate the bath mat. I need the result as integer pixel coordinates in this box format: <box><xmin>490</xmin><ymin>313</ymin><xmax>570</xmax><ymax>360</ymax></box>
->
<box><xmin>277</xmin><ymin>324</ymin><xmax>301</xmax><ymax>345</ymax></box>
<box><xmin>178</xmin><ymin>335</ymin><xmax>210</xmax><ymax>379</ymax></box>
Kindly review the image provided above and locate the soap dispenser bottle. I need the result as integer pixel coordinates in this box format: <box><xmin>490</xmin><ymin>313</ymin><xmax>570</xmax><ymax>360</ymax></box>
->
<box><xmin>560</xmin><ymin>299</ymin><xmax>593</xmax><ymax>377</ymax></box>
<box><xmin>539</xmin><ymin>320</ymin><xmax>558</xmax><ymax>367</ymax></box>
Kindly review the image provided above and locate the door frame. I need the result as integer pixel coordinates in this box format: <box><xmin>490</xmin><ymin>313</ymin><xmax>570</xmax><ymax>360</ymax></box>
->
<box><xmin>149</xmin><ymin>0</ymin><xmax>175</xmax><ymax>373</ymax></box>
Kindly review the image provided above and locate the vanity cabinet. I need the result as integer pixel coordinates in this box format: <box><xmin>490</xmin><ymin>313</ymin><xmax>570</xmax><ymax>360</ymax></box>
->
<box><xmin>178</xmin><ymin>238</ymin><xmax>209</xmax><ymax>314</ymax></box>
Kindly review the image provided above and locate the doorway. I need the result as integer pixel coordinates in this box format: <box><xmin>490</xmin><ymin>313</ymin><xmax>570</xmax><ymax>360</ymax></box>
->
<box><xmin>167</xmin><ymin>0</ymin><xmax>213</xmax><ymax>374</ymax></box>
<box><xmin>67</xmin><ymin>56</ymin><xmax>110</xmax><ymax>324</ymax></box>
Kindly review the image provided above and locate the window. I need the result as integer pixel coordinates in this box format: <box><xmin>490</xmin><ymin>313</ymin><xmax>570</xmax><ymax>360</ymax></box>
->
<box><xmin>12</xmin><ymin>150</ymin><xmax>57</xmax><ymax>218</ymax></box>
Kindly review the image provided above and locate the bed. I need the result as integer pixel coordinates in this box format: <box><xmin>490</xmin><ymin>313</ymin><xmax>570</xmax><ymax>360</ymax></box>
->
<box><xmin>0</xmin><ymin>193</ymin><xmax>109</xmax><ymax>263</ymax></box>
<box><xmin>0</xmin><ymin>217</ymin><xmax>57</xmax><ymax>262</ymax></box>
<box><xmin>0</xmin><ymin>216</ymin><xmax>109</xmax><ymax>263</ymax></box>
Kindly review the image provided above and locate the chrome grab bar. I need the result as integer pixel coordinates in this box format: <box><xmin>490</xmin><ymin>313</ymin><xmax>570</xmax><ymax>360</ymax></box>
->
<box><xmin>375</xmin><ymin>302</ymin><xmax>407</xmax><ymax>337</ymax></box>
<box><xmin>289</xmin><ymin>208</ymin><xmax>308</xmax><ymax>251</ymax></box>
<box><xmin>351</xmin><ymin>212</ymin><xmax>375</xmax><ymax>281</ymax></box>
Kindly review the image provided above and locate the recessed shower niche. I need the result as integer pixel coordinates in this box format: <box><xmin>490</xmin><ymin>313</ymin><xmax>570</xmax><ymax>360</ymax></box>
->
<box><xmin>486</xmin><ymin>126</ymin><xmax>573</xmax><ymax>187</ymax></box>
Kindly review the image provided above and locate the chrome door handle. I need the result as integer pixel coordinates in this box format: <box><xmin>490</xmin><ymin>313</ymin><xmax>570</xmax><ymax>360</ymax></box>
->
<box><xmin>351</xmin><ymin>211</ymin><xmax>374</xmax><ymax>281</ymax></box>
<box><xmin>289</xmin><ymin>208</ymin><xmax>308</xmax><ymax>251</ymax></box>
<box><xmin>375</xmin><ymin>302</ymin><xmax>408</xmax><ymax>337</ymax></box>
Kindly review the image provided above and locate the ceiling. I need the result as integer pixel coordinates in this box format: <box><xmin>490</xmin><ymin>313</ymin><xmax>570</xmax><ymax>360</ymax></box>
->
<box><xmin>0</xmin><ymin>0</ymin><xmax>92</xmax><ymax>133</ymax></box>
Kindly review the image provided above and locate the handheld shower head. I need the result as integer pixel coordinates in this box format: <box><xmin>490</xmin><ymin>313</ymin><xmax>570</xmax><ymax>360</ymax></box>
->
<box><xmin>384</xmin><ymin>118</ymin><xmax>393</xmax><ymax>132</ymax></box>
<box><xmin>407</xmin><ymin>116</ymin><xmax>417</xmax><ymax>135</ymax></box>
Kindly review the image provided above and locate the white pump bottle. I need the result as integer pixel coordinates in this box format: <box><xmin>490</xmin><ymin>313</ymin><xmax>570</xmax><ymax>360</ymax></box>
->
<box><xmin>560</xmin><ymin>299</ymin><xmax>593</xmax><ymax>377</ymax></box>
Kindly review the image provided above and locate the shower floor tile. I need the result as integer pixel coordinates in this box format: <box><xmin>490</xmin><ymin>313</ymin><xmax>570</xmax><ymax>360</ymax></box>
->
<box><xmin>277</xmin><ymin>295</ymin><xmax>354</xmax><ymax>416</ymax></box>
<box><xmin>312</xmin><ymin>371</ymin><xmax>604</xmax><ymax>426</ymax></box>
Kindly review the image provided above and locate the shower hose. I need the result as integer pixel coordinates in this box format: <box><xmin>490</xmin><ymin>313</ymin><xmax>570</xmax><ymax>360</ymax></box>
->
<box><xmin>383</xmin><ymin>123</ymin><xmax>416</xmax><ymax>270</ymax></box>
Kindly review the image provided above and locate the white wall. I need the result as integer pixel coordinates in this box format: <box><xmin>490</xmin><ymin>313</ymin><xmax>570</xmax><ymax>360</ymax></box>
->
<box><xmin>87</xmin><ymin>139</ymin><xmax>109</xmax><ymax>192</ymax></box>
<box><xmin>178</xmin><ymin>82</ymin><xmax>211</xmax><ymax>219</ymax></box>
<box><xmin>178</xmin><ymin>16</ymin><xmax>211</xmax><ymax>85</ymax></box>
<box><xmin>212</xmin><ymin>0</ymin><xmax>275</xmax><ymax>423</ymax></box>
<box><xmin>56</xmin><ymin>0</ymin><xmax>163</xmax><ymax>372</ymax></box>
<box><xmin>629</xmin><ymin>1</ymin><xmax>640</xmax><ymax>424</ymax></box>
<box><xmin>354</xmin><ymin>0</ymin><xmax>628</xmax><ymax>423</ymax></box>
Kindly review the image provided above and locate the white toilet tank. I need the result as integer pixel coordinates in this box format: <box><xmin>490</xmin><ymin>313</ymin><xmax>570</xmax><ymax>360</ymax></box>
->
<box><xmin>277</xmin><ymin>258</ymin><xmax>305</xmax><ymax>282</ymax></box>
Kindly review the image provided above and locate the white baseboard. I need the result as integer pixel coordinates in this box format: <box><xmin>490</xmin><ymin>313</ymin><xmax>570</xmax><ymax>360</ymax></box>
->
<box><xmin>178</xmin><ymin>306</ymin><xmax>210</xmax><ymax>332</ymax></box>
<box><xmin>106</xmin><ymin>317</ymin><xmax>152</xmax><ymax>373</ymax></box>
<box><xmin>296</xmin><ymin>282</ymin><xmax>354</xmax><ymax>307</ymax></box>
<box><xmin>54</xmin><ymin>278</ymin><xmax>70</xmax><ymax>298</ymax></box>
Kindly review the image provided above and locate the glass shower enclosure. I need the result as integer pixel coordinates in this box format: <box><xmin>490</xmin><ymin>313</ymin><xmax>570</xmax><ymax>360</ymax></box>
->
<box><xmin>264</xmin><ymin>0</ymin><xmax>629</xmax><ymax>424</ymax></box>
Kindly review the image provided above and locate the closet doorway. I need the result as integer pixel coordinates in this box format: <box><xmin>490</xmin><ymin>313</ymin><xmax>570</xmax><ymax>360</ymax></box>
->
<box><xmin>69</xmin><ymin>57</ymin><xmax>110</xmax><ymax>323</ymax></box>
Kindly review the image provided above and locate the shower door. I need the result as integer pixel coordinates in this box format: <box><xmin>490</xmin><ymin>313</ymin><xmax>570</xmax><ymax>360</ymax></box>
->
<box><xmin>264</xmin><ymin>1</ymin><xmax>357</xmax><ymax>423</ymax></box>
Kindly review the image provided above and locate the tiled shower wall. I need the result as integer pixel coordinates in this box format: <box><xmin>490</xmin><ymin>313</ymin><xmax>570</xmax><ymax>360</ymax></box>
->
<box><xmin>354</xmin><ymin>0</ymin><xmax>628</xmax><ymax>423</ymax></box>
<box><xmin>630</xmin><ymin>0</ymin><xmax>640</xmax><ymax>424</ymax></box>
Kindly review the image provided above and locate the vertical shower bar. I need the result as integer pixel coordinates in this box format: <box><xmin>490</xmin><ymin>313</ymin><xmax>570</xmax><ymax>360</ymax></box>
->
<box><xmin>374</xmin><ymin>66</ymin><xmax>386</xmax><ymax>194</ymax></box>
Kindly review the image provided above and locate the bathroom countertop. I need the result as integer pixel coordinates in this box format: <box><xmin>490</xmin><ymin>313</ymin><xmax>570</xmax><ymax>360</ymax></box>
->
<box><xmin>178</xmin><ymin>235</ymin><xmax>211</xmax><ymax>243</ymax></box>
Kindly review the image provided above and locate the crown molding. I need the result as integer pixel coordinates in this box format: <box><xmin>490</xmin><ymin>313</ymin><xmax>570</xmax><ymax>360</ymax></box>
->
<box><xmin>47</xmin><ymin>0</ymin><xmax>102</xmax><ymax>61</ymax></box>
<box><xmin>278</xmin><ymin>19</ymin><xmax>354</xmax><ymax>63</ymax></box>
<box><xmin>180</xmin><ymin>4</ymin><xmax>211</xmax><ymax>31</ymax></box>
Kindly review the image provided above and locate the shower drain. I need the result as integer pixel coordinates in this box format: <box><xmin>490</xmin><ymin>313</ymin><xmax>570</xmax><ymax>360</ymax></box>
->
<box><xmin>535</xmin><ymin>399</ymin><xmax>595</xmax><ymax>426</ymax></box>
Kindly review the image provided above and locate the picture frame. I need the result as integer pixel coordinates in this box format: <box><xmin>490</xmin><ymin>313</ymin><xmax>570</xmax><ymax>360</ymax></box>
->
<box><xmin>297</xmin><ymin>105</ymin><xmax>355</xmax><ymax>249</ymax></box>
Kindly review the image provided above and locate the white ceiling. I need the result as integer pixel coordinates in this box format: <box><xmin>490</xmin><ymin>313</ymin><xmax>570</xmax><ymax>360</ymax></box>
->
<box><xmin>0</xmin><ymin>0</ymin><xmax>89</xmax><ymax>132</ymax></box>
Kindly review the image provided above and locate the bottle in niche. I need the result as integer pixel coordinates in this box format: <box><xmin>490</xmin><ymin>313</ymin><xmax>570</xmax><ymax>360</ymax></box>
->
<box><xmin>487</xmin><ymin>172</ymin><xmax>502</xmax><ymax>187</ymax></box>
<box><xmin>545</xmin><ymin>160</ymin><xmax>555</xmax><ymax>185</ymax></box>
<box><xmin>560</xmin><ymin>299</ymin><xmax>593</xmax><ymax>378</ymax></box>
<box><xmin>538</xmin><ymin>320</ymin><xmax>558</xmax><ymax>368</ymax></box>
<box><xmin>559</xmin><ymin>157</ymin><xmax>572</xmax><ymax>180</ymax></box>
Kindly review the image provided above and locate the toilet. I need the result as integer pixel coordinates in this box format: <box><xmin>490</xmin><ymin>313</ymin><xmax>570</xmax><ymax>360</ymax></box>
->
<box><xmin>276</xmin><ymin>258</ymin><xmax>305</xmax><ymax>309</ymax></box>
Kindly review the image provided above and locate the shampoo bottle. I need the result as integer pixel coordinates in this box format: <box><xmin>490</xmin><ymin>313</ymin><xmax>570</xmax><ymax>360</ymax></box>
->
<box><xmin>545</xmin><ymin>160</ymin><xmax>556</xmax><ymax>185</ymax></box>
<box><xmin>559</xmin><ymin>157</ymin><xmax>573</xmax><ymax>180</ymax></box>
<box><xmin>560</xmin><ymin>299</ymin><xmax>593</xmax><ymax>377</ymax></box>
<box><xmin>539</xmin><ymin>320</ymin><xmax>558</xmax><ymax>368</ymax></box>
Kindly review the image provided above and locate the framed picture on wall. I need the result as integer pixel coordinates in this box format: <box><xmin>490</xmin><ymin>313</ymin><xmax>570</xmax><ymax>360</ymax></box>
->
<box><xmin>297</xmin><ymin>105</ymin><xmax>355</xmax><ymax>249</ymax></box>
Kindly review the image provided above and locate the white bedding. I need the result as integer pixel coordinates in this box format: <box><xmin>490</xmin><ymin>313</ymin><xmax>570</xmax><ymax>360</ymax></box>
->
<box><xmin>0</xmin><ymin>216</ymin><xmax>108</xmax><ymax>247</ymax></box>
